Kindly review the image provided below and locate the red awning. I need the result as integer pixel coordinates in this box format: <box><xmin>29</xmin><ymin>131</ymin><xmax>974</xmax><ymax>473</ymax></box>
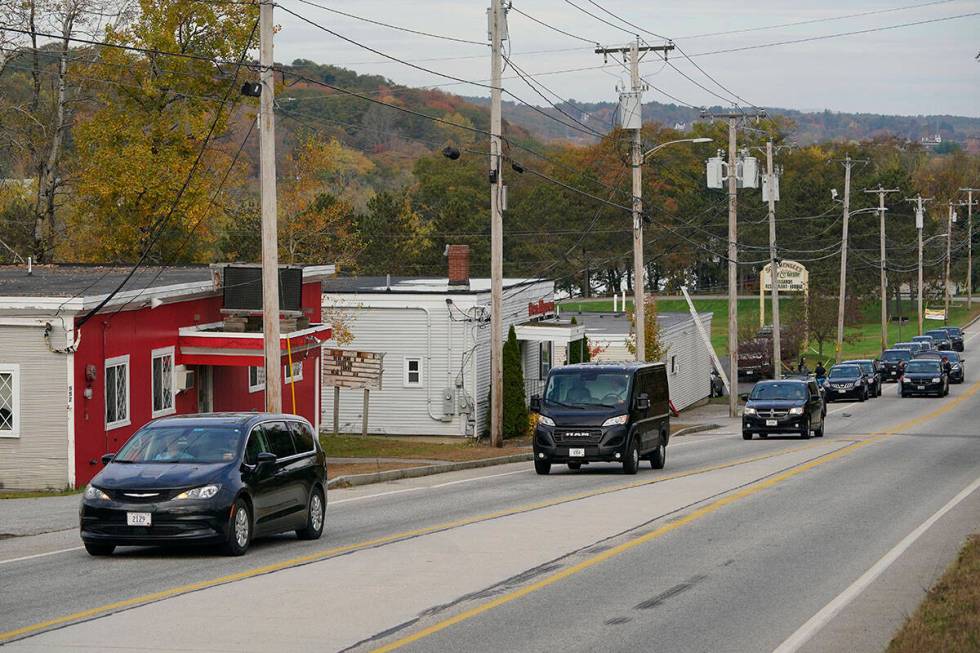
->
<box><xmin>178</xmin><ymin>323</ymin><xmax>332</xmax><ymax>367</ymax></box>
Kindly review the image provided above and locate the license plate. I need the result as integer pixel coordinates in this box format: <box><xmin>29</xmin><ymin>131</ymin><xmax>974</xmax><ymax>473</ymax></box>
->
<box><xmin>568</xmin><ymin>448</ymin><xmax>585</xmax><ymax>457</ymax></box>
<box><xmin>917</xmin><ymin>385</ymin><xmax>925</xmax><ymax>390</ymax></box>
<box><xmin>890</xmin><ymin>371</ymin><xmax>897</xmax><ymax>377</ymax></box>
<box><xmin>126</xmin><ymin>512</ymin><xmax>152</xmax><ymax>527</ymax></box>
<box><xmin>765</xmin><ymin>419</ymin><xmax>777</xmax><ymax>426</ymax></box>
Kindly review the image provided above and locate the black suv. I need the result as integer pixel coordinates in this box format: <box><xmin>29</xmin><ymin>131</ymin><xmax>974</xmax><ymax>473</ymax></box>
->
<box><xmin>531</xmin><ymin>362</ymin><xmax>670</xmax><ymax>475</ymax></box>
<box><xmin>900</xmin><ymin>358</ymin><xmax>949</xmax><ymax>397</ymax></box>
<box><xmin>943</xmin><ymin>326</ymin><xmax>965</xmax><ymax>352</ymax></box>
<box><xmin>916</xmin><ymin>351</ymin><xmax>965</xmax><ymax>384</ymax></box>
<box><xmin>880</xmin><ymin>348</ymin><xmax>912</xmax><ymax>382</ymax></box>
<box><xmin>742</xmin><ymin>379</ymin><xmax>825</xmax><ymax>440</ymax></box>
<box><xmin>843</xmin><ymin>359</ymin><xmax>882</xmax><ymax>397</ymax></box>
<box><xmin>924</xmin><ymin>329</ymin><xmax>953</xmax><ymax>351</ymax></box>
<box><xmin>823</xmin><ymin>364</ymin><xmax>870</xmax><ymax>402</ymax></box>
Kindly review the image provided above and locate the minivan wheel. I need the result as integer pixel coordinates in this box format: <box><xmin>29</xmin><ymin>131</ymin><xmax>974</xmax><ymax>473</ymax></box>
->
<box><xmin>800</xmin><ymin>417</ymin><xmax>811</xmax><ymax>440</ymax></box>
<box><xmin>84</xmin><ymin>542</ymin><xmax>115</xmax><ymax>556</ymax></box>
<box><xmin>534</xmin><ymin>459</ymin><xmax>551</xmax><ymax>475</ymax></box>
<box><xmin>742</xmin><ymin>431</ymin><xmax>753</xmax><ymax>440</ymax></box>
<box><xmin>223</xmin><ymin>498</ymin><xmax>251</xmax><ymax>556</ymax></box>
<box><xmin>649</xmin><ymin>440</ymin><xmax>666</xmax><ymax>470</ymax></box>
<box><xmin>296</xmin><ymin>486</ymin><xmax>325</xmax><ymax>540</ymax></box>
<box><xmin>622</xmin><ymin>440</ymin><xmax>640</xmax><ymax>475</ymax></box>
<box><xmin>814</xmin><ymin>418</ymin><xmax>825</xmax><ymax>438</ymax></box>
<box><xmin>567</xmin><ymin>462</ymin><xmax>581</xmax><ymax>470</ymax></box>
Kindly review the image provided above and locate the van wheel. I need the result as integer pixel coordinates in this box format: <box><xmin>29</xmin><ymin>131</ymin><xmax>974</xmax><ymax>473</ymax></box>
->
<box><xmin>814</xmin><ymin>418</ymin><xmax>824</xmax><ymax>438</ymax></box>
<box><xmin>222</xmin><ymin>498</ymin><xmax>251</xmax><ymax>556</ymax></box>
<box><xmin>622</xmin><ymin>440</ymin><xmax>640</xmax><ymax>475</ymax></box>
<box><xmin>534</xmin><ymin>459</ymin><xmax>551</xmax><ymax>475</ymax></box>
<box><xmin>649</xmin><ymin>440</ymin><xmax>666</xmax><ymax>470</ymax></box>
<box><xmin>800</xmin><ymin>417</ymin><xmax>811</xmax><ymax>440</ymax></box>
<box><xmin>567</xmin><ymin>463</ymin><xmax>581</xmax><ymax>470</ymax></box>
<box><xmin>296</xmin><ymin>486</ymin><xmax>325</xmax><ymax>541</ymax></box>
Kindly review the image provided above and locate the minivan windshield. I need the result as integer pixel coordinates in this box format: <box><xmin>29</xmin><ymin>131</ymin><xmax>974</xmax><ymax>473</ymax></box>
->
<box><xmin>926</xmin><ymin>331</ymin><xmax>949</xmax><ymax>340</ymax></box>
<box><xmin>544</xmin><ymin>370</ymin><xmax>630</xmax><ymax>409</ymax></box>
<box><xmin>905</xmin><ymin>360</ymin><xmax>941</xmax><ymax>374</ymax></box>
<box><xmin>846</xmin><ymin>361</ymin><xmax>875</xmax><ymax>375</ymax></box>
<box><xmin>115</xmin><ymin>424</ymin><xmax>245</xmax><ymax>464</ymax></box>
<box><xmin>947</xmin><ymin>327</ymin><xmax>962</xmax><ymax>336</ymax></box>
<box><xmin>749</xmin><ymin>382</ymin><xmax>806</xmax><ymax>401</ymax></box>
<box><xmin>882</xmin><ymin>350</ymin><xmax>911</xmax><ymax>361</ymax></box>
<box><xmin>829</xmin><ymin>365</ymin><xmax>861</xmax><ymax>379</ymax></box>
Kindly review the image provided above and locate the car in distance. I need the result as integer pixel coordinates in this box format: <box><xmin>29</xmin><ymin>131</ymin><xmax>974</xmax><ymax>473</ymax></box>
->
<box><xmin>880</xmin><ymin>348</ymin><xmax>912</xmax><ymax>382</ymax></box>
<box><xmin>916</xmin><ymin>350</ymin><xmax>965</xmax><ymax>384</ymax></box>
<box><xmin>893</xmin><ymin>341</ymin><xmax>924</xmax><ymax>357</ymax></box>
<box><xmin>842</xmin><ymin>359</ymin><xmax>882</xmax><ymax>397</ymax></box>
<box><xmin>900</xmin><ymin>359</ymin><xmax>949</xmax><ymax>398</ymax></box>
<box><xmin>943</xmin><ymin>326</ymin><xmax>965</xmax><ymax>352</ymax></box>
<box><xmin>741</xmin><ymin>379</ymin><xmax>825</xmax><ymax>440</ymax></box>
<box><xmin>924</xmin><ymin>329</ymin><xmax>953</xmax><ymax>351</ymax></box>
<box><xmin>531</xmin><ymin>362</ymin><xmax>670</xmax><ymax>475</ymax></box>
<box><xmin>823</xmin><ymin>364</ymin><xmax>870</xmax><ymax>402</ymax></box>
<box><xmin>911</xmin><ymin>335</ymin><xmax>934</xmax><ymax>352</ymax></box>
<box><xmin>80</xmin><ymin>413</ymin><xmax>328</xmax><ymax>556</ymax></box>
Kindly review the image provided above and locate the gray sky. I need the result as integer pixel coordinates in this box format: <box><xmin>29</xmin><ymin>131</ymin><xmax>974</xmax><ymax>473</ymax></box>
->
<box><xmin>274</xmin><ymin>0</ymin><xmax>980</xmax><ymax>118</ymax></box>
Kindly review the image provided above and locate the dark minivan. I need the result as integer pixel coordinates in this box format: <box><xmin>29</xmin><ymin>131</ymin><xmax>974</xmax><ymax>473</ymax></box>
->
<box><xmin>880</xmin><ymin>348</ymin><xmax>912</xmax><ymax>382</ymax></box>
<box><xmin>741</xmin><ymin>379</ymin><xmax>825</xmax><ymax>440</ymax></box>
<box><xmin>531</xmin><ymin>362</ymin><xmax>670</xmax><ymax>475</ymax></box>
<box><xmin>80</xmin><ymin>413</ymin><xmax>328</xmax><ymax>557</ymax></box>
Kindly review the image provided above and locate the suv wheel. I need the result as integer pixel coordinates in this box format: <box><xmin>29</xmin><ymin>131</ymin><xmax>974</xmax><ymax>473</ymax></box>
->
<box><xmin>649</xmin><ymin>438</ymin><xmax>666</xmax><ymax>470</ymax></box>
<box><xmin>223</xmin><ymin>498</ymin><xmax>252</xmax><ymax>556</ymax></box>
<box><xmin>296</xmin><ymin>486</ymin><xmax>325</xmax><ymax>540</ymax></box>
<box><xmin>622</xmin><ymin>440</ymin><xmax>640</xmax><ymax>475</ymax></box>
<box><xmin>800</xmin><ymin>417</ymin><xmax>811</xmax><ymax>440</ymax></box>
<box><xmin>534</xmin><ymin>459</ymin><xmax>551</xmax><ymax>475</ymax></box>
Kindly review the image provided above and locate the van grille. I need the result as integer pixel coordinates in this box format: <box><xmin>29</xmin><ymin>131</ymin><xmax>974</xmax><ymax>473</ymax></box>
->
<box><xmin>553</xmin><ymin>430</ymin><xmax>603</xmax><ymax>444</ymax></box>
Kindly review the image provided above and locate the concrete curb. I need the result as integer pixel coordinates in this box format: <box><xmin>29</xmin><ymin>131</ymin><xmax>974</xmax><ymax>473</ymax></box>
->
<box><xmin>672</xmin><ymin>423</ymin><xmax>722</xmax><ymax>437</ymax></box>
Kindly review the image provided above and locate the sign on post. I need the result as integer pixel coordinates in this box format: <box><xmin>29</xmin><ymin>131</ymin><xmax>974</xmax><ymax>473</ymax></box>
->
<box><xmin>322</xmin><ymin>350</ymin><xmax>384</xmax><ymax>436</ymax></box>
<box><xmin>760</xmin><ymin>260</ymin><xmax>809</xmax><ymax>327</ymax></box>
<box><xmin>924</xmin><ymin>308</ymin><xmax>946</xmax><ymax>321</ymax></box>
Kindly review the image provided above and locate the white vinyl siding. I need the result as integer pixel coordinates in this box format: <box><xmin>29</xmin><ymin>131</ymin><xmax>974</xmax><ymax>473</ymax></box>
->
<box><xmin>105</xmin><ymin>355</ymin><xmax>130</xmax><ymax>429</ymax></box>
<box><xmin>0</xmin><ymin>363</ymin><xmax>21</xmax><ymax>437</ymax></box>
<box><xmin>151</xmin><ymin>347</ymin><xmax>175</xmax><ymax>417</ymax></box>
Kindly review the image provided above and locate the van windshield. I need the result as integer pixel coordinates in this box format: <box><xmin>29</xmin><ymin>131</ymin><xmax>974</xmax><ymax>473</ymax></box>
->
<box><xmin>544</xmin><ymin>371</ymin><xmax>631</xmax><ymax>409</ymax></box>
<box><xmin>906</xmin><ymin>360</ymin><xmax>940</xmax><ymax>374</ymax></box>
<box><xmin>882</xmin><ymin>350</ymin><xmax>910</xmax><ymax>361</ymax></box>
<box><xmin>749</xmin><ymin>382</ymin><xmax>806</xmax><ymax>401</ymax></box>
<box><xmin>115</xmin><ymin>425</ymin><xmax>244</xmax><ymax>464</ymax></box>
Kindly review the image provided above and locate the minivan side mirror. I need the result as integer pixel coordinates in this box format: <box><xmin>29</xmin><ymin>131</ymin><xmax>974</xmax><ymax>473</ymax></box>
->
<box><xmin>254</xmin><ymin>451</ymin><xmax>277</xmax><ymax>474</ymax></box>
<box><xmin>738</xmin><ymin>392</ymin><xmax>749</xmax><ymax>402</ymax></box>
<box><xmin>635</xmin><ymin>393</ymin><xmax>650</xmax><ymax>411</ymax></box>
<box><xmin>101</xmin><ymin>453</ymin><xmax>115</xmax><ymax>465</ymax></box>
<box><xmin>529</xmin><ymin>395</ymin><xmax>541</xmax><ymax>413</ymax></box>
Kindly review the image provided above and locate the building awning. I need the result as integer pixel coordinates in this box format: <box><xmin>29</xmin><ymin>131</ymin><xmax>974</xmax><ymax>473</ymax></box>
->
<box><xmin>178</xmin><ymin>322</ymin><xmax>332</xmax><ymax>367</ymax></box>
<box><xmin>513</xmin><ymin>320</ymin><xmax>586</xmax><ymax>347</ymax></box>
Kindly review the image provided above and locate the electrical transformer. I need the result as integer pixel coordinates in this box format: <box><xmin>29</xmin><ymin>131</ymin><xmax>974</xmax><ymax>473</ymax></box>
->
<box><xmin>619</xmin><ymin>91</ymin><xmax>642</xmax><ymax>130</ymax></box>
<box><xmin>738</xmin><ymin>156</ymin><xmax>759</xmax><ymax>189</ymax></box>
<box><xmin>762</xmin><ymin>173</ymin><xmax>780</xmax><ymax>202</ymax></box>
<box><xmin>706</xmin><ymin>157</ymin><xmax>725</xmax><ymax>189</ymax></box>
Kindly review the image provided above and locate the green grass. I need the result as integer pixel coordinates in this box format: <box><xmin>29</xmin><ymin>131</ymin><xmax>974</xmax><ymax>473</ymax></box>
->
<box><xmin>0</xmin><ymin>487</ymin><xmax>82</xmax><ymax>500</ymax></box>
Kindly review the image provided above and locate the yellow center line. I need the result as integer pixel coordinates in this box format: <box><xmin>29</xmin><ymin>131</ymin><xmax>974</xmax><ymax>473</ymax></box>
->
<box><xmin>368</xmin><ymin>379</ymin><xmax>980</xmax><ymax>653</ymax></box>
<box><xmin>0</xmin><ymin>440</ymin><xmax>832</xmax><ymax>644</ymax></box>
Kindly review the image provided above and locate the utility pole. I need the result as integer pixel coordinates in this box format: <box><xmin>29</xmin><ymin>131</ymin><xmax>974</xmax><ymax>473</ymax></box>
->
<box><xmin>906</xmin><ymin>195</ymin><xmax>932</xmax><ymax>335</ymax></box>
<box><xmin>765</xmin><ymin>140</ymin><xmax>781</xmax><ymax>379</ymax></box>
<box><xmin>945</xmin><ymin>201</ymin><xmax>955</xmax><ymax>324</ymax></box>
<box><xmin>834</xmin><ymin>155</ymin><xmax>866</xmax><ymax>365</ymax></box>
<box><xmin>488</xmin><ymin>0</ymin><xmax>505</xmax><ymax>447</ymax></box>
<box><xmin>864</xmin><ymin>185</ymin><xmax>898</xmax><ymax>353</ymax></box>
<box><xmin>961</xmin><ymin>189</ymin><xmax>979</xmax><ymax>310</ymax></box>
<box><xmin>259</xmin><ymin>0</ymin><xmax>281</xmax><ymax>413</ymax></box>
<box><xmin>595</xmin><ymin>39</ymin><xmax>673</xmax><ymax>362</ymax></box>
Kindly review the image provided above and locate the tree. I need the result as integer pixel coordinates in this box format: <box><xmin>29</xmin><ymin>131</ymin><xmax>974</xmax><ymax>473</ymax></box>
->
<box><xmin>487</xmin><ymin>326</ymin><xmax>528</xmax><ymax>441</ymax></box>
<box><xmin>626</xmin><ymin>295</ymin><xmax>667</xmax><ymax>362</ymax></box>
<box><xmin>355</xmin><ymin>190</ymin><xmax>432</xmax><ymax>275</ymax></box>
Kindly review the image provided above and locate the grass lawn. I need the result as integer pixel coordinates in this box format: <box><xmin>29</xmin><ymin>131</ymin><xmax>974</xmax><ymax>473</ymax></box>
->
<box><xmin>0</xmin><ymin>488</ymin><xmax>82</xmax><ymax>500</ymax></box>
<box><xmin>886</xmin><ymin>534</ymin><xmax>980</xmax><ymax>653</ymax></box>
<box><xmin>319</xmin><ymin>434</ymin><xmax>530</xmax><ymax>463</ymax></box>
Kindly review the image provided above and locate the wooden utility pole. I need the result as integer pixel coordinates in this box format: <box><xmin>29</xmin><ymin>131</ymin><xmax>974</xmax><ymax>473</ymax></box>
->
<box><xmin>961</xmin><ymin>189</ymin><xmax>979</xmax><ymax>310</ymax></box>
<box><xmin>259</xmin><ymin>0</ymin><xmax>282</xmax><ymax>413</ymax></box>
<box><xmin>945</xmin><ymin>201</ymin><xmax>955</xmax><ymax>324</ymax></box>
<box><xmin>595</xmin><ymin>39</ymin><xmax>673</xmax><ymax>362</ymax></box>
<box><xmin>864</xmin><ymin>185</ymin><xmax>898</xmax><ymax>353</ymax></box>
<box><xmin>488</xmin><ymin>0</ymin><xmax>505</xmax><ymax>447</ymax></box>
<box><xmin>906</xmin><ymin>195</ymin><xmax>932</xmax><ymax>335</ymax></box>
<box><xmin>834</xmin><ymin>156</ymin><xmax>863</xmax><ymax>365</ymax></box>
<box><xmin>765</xmin><ymin>140</ymin><xmax>781</xmax><ymax>379</ymax></box>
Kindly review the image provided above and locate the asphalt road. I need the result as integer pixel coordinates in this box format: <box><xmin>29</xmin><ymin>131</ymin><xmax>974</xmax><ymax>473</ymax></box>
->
<box><xmin>1</xmin><ymin>334</ymin><xmax>978</xmax><ymax>652</ymax></box>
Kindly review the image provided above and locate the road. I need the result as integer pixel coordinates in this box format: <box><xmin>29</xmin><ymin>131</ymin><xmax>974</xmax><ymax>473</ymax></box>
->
<box><xmin>1</xmin><ymin>336</ymin><xmax>978</xmax><ymax>652</ymax></box>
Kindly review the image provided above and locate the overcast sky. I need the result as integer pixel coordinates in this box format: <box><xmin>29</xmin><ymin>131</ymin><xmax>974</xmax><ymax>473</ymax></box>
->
<box><xmin>273</xmin><ymin>0</ymin><xmax>980</xmax><ymax>118</ymax></box>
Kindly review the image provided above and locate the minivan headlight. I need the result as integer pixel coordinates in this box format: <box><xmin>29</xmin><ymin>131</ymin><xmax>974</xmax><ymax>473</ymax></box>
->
<box><xmin>174</xmin><ymin>485</ymin><xmax>220</xmax><ymax>500</ymax></box>
<box><xmin>931</xmin><ymin>377</ymin><xmax>941</xmax><ymax>384</ymax></box>
<box><xmin>788</xmin><ymin>407</ymin><xmax>804</xmax><ymax>415</ymax></box>
<box><xmin>601</xmin><ymin>415</ymin><xmax>629</xmax><ymax>427</ymax></box>
<box><xmin>537</xmin><ymin>415</ymin><xmax>555</xmax><ymax>427</ymax></box>
<box><xmin>83</xmin><ymin>485</ymin><xmax>109</xmax><ymax>501</ymax></box>
<box><xmin>743</xmin><ymin>407</ymin><xmax>757</xmax><ymax>416</ymax></box>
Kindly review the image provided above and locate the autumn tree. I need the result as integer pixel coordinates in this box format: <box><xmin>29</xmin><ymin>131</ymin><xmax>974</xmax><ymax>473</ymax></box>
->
<box><xmin>626</xmin><ymin>295</ymin><xmax>667</xmax><ymax>362</ymax></box>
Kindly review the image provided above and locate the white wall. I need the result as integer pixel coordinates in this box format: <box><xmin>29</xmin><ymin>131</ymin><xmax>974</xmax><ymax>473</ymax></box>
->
<box><xmin>661</xmin><ymin>314</ymin><xmax>714</xmax><ymax>411</ymax></box>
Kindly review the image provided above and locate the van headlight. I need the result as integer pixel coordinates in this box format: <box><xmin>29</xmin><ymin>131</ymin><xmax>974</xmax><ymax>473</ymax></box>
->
<box><xmin>601</xmin><ymin>415</ymin><xmax>629</xmax><ymax>427</ymax></box>
<box><xmin>174</xmin><ymin>485</ymin><xmax>220</xmax><ymax>500</ymax></box>
<box><xmin>83</xmin><ymin>485</ymin><xmax>110</xmax><ymax>501</ymax></box>
<box><xmin>537</xmin><ymin>415</ymin><xmax>555</xmax><ymax>427</ymax></box>
<box><xmin>931</xmin><ymin>377</ymin><xmax>941</xmax><ymax>383</ymax></box>
<box><xmin>743</xmin><ymin>407</ymin><xmax>757</xmax><ymax>416</ymax></box>
<box><xmin>788</xmin><ymin>407</ymin><xmax>804</xmax><ymax>415</ymax></box>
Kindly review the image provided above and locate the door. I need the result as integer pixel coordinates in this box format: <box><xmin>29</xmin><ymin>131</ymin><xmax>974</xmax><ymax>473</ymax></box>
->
<box><xmin>261</xmin><ymin>421</ymin><xmax>307</xmax><ymax>524</ymax></box>
<box><xmin>243</xmin><ymin>428</ymin><xmax>278</xmax><ymax>530</ymax></box>
<box><xmin>288</xmin><ymin>420</ymin><xmax>321</xmax><ymax>505</ymax></box>
<box><xmin>632</xmin><ymin>371</ymin><xmax>654</xmax><ymax>453</ymax></box>
<box><xmin>196</xmin><ymin>366</ymin><xmax>213</xmax><ymax>413</ymax></box>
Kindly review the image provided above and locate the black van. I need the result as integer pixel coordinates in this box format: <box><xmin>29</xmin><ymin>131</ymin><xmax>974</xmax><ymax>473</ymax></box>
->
<box><xmin>530</xmin><ymin>362</ymin><xmax>670</xmax><ymax>475</ymax></box>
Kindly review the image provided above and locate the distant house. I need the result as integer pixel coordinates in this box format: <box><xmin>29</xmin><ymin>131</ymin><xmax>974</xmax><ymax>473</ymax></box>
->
<box><xmin>0</xmin><ymin>263</ymin><xmax>334</xmax><ymax>490</ymax></box>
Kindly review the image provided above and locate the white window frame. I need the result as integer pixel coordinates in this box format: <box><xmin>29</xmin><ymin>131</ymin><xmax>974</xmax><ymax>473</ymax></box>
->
<box><xmin>670</xmin><ymin>354</ymin><xmax>679</xmax><ymax>375</ymax></box>
<box><xmin>403</xmin><ymin>357</ymin><xmax>423</xmax><ymax>387</ymax></box>
<box><xmin>105</xmin><ymin>355</ymin><xmax>131</xmax><ymax>430</ymax></box>
<box><xmin>284</xmin><ymin>360</ymin><xmax>304</xmax><ymax>385</ymax></box>
<box><xmin>248</xmin><ymin>366</ymin><xmax>266</xmax><ymax>393</ymax></box>
<box><xmin>539</xmin><ymin>341</ymin><xmax>553</xmax><ymax>380</ymax></box>
<box><xmin>151</xmin><ymin>346</ymin><xmax>176</xmax><ymax>418</ymax></box>
<box><xmin>0</xmin><ymin>363</ymin><xmax>22</xmax><ymax>438</ymax></box>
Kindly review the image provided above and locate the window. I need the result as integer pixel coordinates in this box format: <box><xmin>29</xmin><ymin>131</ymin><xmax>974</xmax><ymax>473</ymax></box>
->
<box><xmin>539</xmin><ymin>342</ymin><xmax>552</xmax><ymax>380</ymax></box>
<box><xmin>151</xmin><ymin>347</ymin><xmax>176</xmax><ymax>417</ymax></box>
<box><xmin>262</xmin><ymin>421</ymin><xmax>296</xmax><ymax>458</ymax></box>
<box><xmin>670</xmin><ymin>355</ymin><xmax>679</xmax><ymax>375</ymax></box>
<box><xmin>244</xmin><ymin>429</ymin><xmax>269</xmax><ymax>466</ymax></box>
<box><xmin>0</xmin><ymin>364</ymin><xmax>21</xmax><ymax>438</ymax></box>
<box><xmin>105</xmin><ymin>355</ymin><xmax>130</xmax><ymax>430</ymax></box>
<box><xmin>284</xmin><ymin>360</ymin><xmax>303</xmax><ymax>385</ymax></box>
<box><xmin>289</xmin><ymin>421</ymin><xmax>316</xmax><ymax>454</ymax></box>
<box><xmin>248</xmin><ymin>366</ymin><xmax>265</xmax><ymax>393</ymax></box>
<box><xmin>404</xmin><ymin>357</ymin><xmax>422</xmax><ymax>387</ymax></box>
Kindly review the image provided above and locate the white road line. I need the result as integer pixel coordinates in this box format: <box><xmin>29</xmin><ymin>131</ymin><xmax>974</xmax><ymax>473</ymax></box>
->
<box><xmin>772</xmin><ymin>474</ymin><xmax>980</xmax><ymax>653</ymax></box>
<box><xmin>0</xmin><ymin>546</ymin><xmax>83</xmax><ymax>566</ymax></box>
<box><xmin>331</xmin><ymin>486</ymin><xmax>425</xmax><ymax>505</ymax></box>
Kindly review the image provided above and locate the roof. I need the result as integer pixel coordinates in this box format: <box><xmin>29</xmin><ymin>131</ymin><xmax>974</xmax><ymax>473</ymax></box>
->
<box><xmin>554</xmin><ymin>361</ymin><xmax>665</xmax><ymax>371</ymax></box>
<box><xmin>756</xmin><ymin>378</ymin><xmax>807</xmax><ymax>384</ymax></box>
<box><xmin>152</xmin><ymin>412</ymin><xmax>312</xmax><ymax>427</ymax></box>
<box><xmin>321</xmin><ymin>276</ymin><xmax>546</xmax><ymax>295</ymax></box>
<box><xmin>566</xmin><ymin>311</ymin><xmax>714</xmax><ymax>337</ymax></box>
<box><xmin>0</xmin><ymin>265</ymin><xmax>213</xmax><ymax>298</ymax></box>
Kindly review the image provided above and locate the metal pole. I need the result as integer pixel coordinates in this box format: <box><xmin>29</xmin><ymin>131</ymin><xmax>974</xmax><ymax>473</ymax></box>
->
<box><xmin>918</xmin><ymin>199</ymin><xmax>924</xmax><ymax>335</ymax></box>
<box><xmin>727</xmin><ymin>117</ymin><xmax>738</xmax><ymax>416</ymax></box>
<box><xmin>489</xmin><ymin>0</ymin><xmax>504</xmax><ymax>447</ymax></box>
<box><xmin>766</xmin><ymin>140</ymin><xmax>781</xmax><ymax>379</ymax></box>
<box><xmin>259</xmin><ymin>0</ymin><xmax>282</xmax><ymax>413</ymax></box>
<box><xmin>834</xmin><ymin>156</ymin><xmax>852</xmax><ymax>365</ymax></box>
<box><xmin>629</xmin><ymin>40</ymin><xmax>645</xmax><ymax>362</ymax></box>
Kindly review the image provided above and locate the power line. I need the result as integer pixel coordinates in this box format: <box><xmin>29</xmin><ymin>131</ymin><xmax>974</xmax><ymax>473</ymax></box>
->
<box><xmin>508</xmin><ymin>6</ymin><xmax>598</xmax><ymax>45</ymax></box>
<box><xmin>563</xmin><ymin>0</ymin><xmax>638</xmax><ymax>38</ymax></box>
<box><xmin>502</xmin><ymin>53</ymin><xmax>606</xmax><ymax>136</ymax></box>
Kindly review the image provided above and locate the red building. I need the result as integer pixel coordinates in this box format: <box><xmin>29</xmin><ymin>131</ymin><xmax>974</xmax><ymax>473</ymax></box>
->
<box><xmin>0</xmin><ymin>264</ymin><xmax>333</xmax><ymax>490</ymax></box>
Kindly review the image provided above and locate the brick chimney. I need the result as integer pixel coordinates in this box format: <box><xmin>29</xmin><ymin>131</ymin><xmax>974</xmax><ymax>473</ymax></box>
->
<box><xmin>446</xmin><ymin>244</ymin><xmax>470</xmax><ymax>289</ymax></box>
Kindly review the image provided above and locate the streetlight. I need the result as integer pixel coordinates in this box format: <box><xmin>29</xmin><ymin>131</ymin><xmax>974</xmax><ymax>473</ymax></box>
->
<box><xmin>628</xmin><ymin>137</ymin><xmax>712</xmax><ymax>362</ymax></box>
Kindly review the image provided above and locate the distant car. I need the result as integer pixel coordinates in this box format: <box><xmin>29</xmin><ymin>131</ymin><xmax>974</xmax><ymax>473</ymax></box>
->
<box><xmin>900</xmin><ymin>358</ymin><xmax>949</xmax><ymax>398</ymax></box>
<box><xmin>942</xmin><ymin>326</ymin><xmax>965</xmax><ymax>352</ymax></box>
<box><xmin>742</xmin><ymin>379</ymin><xmax>825</xmax><ymax>440</ymax></box>
<box><xmin>843</xmin><ymin>359</ymin><xmax>882</xmax><ymax>397</ymax></box>
<box><xmin>916</xmin><ymin>350</ymin><xmax>965</xmax><ymax>384</ymax></box>
<box><xmin>80</xmin><ymin>413</ymin><xmax>328</xmax><ymax>557</ymax></box>
<box><xmin>893</xmin><ymin>341</ymin><xmax>924</xmax><ymax>356</ymax></box>
<box><xmin>924</xmin><ymin>329</ymin><xmax>953</xmax><ymax>351</ymax></box>
<box><xmin>880</xmin><ymin>348</ymin><xmax>912</xmax><ymax>382</ymax></box>
<box><xmin>823</xmin><ymin>364</ymin><xmax>870</xmax><ymax>402</ymax></box>
<box><xmin>911</xmin><ymin>335</ymin><xmax>935</xmax><ymax>352</ymax></box>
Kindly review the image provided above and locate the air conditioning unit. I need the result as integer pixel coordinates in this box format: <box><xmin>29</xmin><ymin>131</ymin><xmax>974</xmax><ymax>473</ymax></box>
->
<box><xmin>222</xmin><ymin>265</ymin><xmax>303</xmax><ymax>313</ymax></box>
<box><xmin>175</xmin><ymin>365</ymin><xmax>195</xmax><ymax>392</ymax></box>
